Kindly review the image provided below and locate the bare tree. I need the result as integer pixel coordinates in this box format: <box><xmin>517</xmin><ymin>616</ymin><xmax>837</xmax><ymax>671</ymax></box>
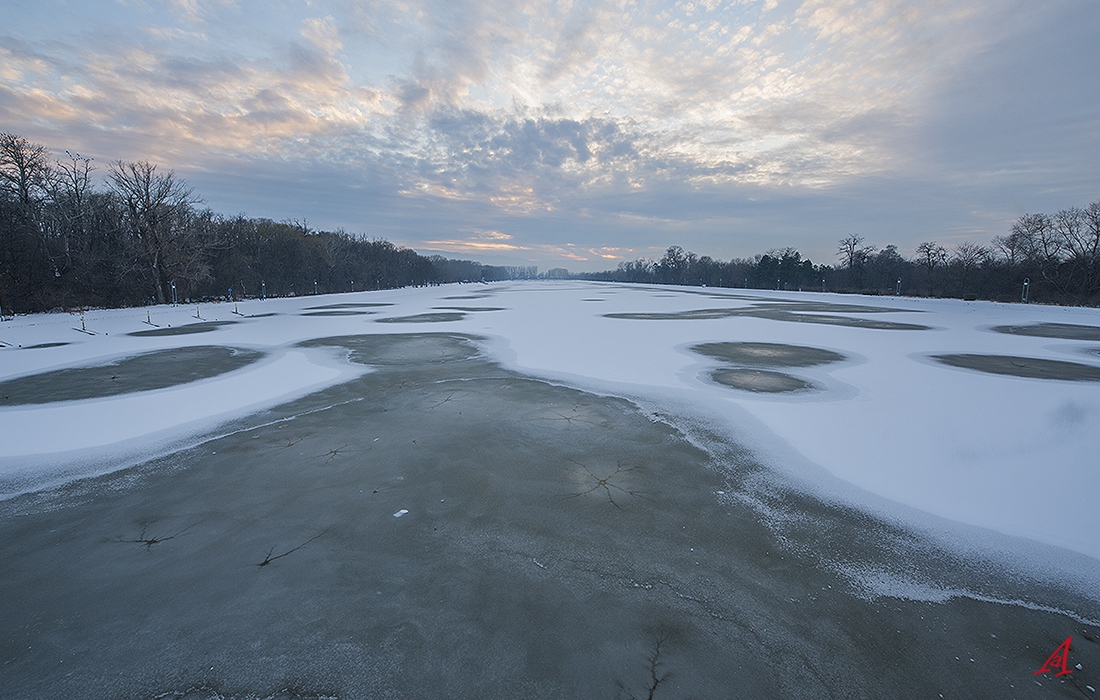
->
<box><xmin>107</xmin><ymin>160</ymin><xmax>202</xmax><ymax>304</ymax></box>
<box><xmin>950</xmin><ymin>242</ymin><xmax>990</xmax><ymax>296</ymax></box>
<box><xmin>48</xmin><ymin>151</ymin><xmax>95</xmax><ymax>270</ymax></box>
<box><xmin>1014</xmin><ymin>212</ymin><xmax>1057</xmax><ymax>262</ymax></box>
<box><xmin>914</xmin><ymin>241</ymin><xmax>946</xmax><ymax>296</ymax></box>
<box><xmin>836</xmin><ymin>234</ymin><xmax>875</xmax><ymax>288</ymax></box>
<box><xmin>0</xmin><ymin>133</ymin><xmax>53</xmax><ymax>312</ymax></box>
<box><xmin>1053</xmin><ymin>205</ymin><xmax>1100</xmax><ymax>298</ymax></box>
<box><xmin>0</xmin><ymin>132</ymin><xmax>51</xmax><ymax>211</ymax></box>
<box><xmin>1085</xmin><ymin>198</ymin><xmax>1100</xmax><ymax>277</ymax></box>
<box><xmin>991</xmin><ymin>230</ymin><xmax>1030</xmax><ymax>266</ymax></box>
<box><xmin>837</xmin><ymin>234</ymin><xmax>874</xmax><ymax>270</ymax></box>
<box><xmin>1010</xmin><ymin>212</ymin><xmax>1066</xmax><ymax>294</ymax></box>
<box><xmin>657</xmin><ymin>245</ymin><xmax>691</xmax><ymax>284</ymax></box>
<box><xmin>0</xmin><ymin>133</ymin><xmax>52</xmax><ymax>257</ymax></box>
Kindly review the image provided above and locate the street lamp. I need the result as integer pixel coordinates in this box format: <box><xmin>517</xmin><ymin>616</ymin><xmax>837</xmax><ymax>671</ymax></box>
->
<box><xmin>171</xmin><ymin>281</ymin><xmax>177</xmax><ymax>306</ymax></box>
<box><xmin>1022</xmin><ymin>278</ymin><xmax>1030</xmax><ymax>303</ymax></box>
<box><xmin>896</xmin><ymin>278</ymin><xmax>901</xmax><ymax>296</ymax></box>
<box><xmin>261</xmin><ymin>280</ymin><xmax>266</xmax><ymax>300</ymax></box>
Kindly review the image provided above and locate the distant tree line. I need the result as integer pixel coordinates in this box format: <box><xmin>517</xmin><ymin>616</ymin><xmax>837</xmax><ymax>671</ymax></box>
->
<box><xmin>578</xmin><ymin>199</ymin><xmax>1100</xmax><ymax>306</ymax></box>
<box><xmin>6</xmin><ymin>130</ymin><xmax>1095</xmax><ymax>311</ymax></box>
<box><xmin>428</xmin><ymin>257</ymin><xmax>537</xmax><ymax>283</ymax></box>
<box><xmin>0</xmin><ymin>132</ymin><xmax>534</xmax><ymax>315</ymax></box>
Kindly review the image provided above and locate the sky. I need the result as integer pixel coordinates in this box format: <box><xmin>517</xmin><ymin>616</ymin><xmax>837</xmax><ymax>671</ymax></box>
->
<box><xmin>1</xmin><ymin>0</ymin><xmax>1098</xmax><ymax>271</ymax></box>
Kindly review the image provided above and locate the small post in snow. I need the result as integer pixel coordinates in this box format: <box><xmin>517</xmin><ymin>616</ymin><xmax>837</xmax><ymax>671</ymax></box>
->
<box><xmin>1021</xmin><ymin>278</ymin><xmax>1030</xmax><ymax>304</ymax></box>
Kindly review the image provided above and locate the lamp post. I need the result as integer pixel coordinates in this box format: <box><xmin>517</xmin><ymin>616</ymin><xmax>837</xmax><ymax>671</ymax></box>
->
<box><xmin>170</xmin><ymin>281</ymin><xmax>177</xmax><ymax>306</ymax></box>
<box><xmin>896</xmin><ymin>278</ymin><xmax>901</xmax><ymax>296</ymax></box>
<box><xmin>1022</xmin><ymin>278</ymin><xmax>1030</xmax><ymax>303</ymax></box>
<box><xmin>261</xmin><ymin>280</ymin><xmax>266</xmax><ymax>300</ymax></box>
<box><xmin>314</xmin><ymin>280</ymin><xmax>318</xmax><ymax>295</ymax></box>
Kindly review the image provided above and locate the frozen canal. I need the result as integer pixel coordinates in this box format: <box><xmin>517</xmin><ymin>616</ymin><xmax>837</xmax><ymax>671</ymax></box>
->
<box><xmin>1</xmin><ymin>282</ymin><xmax>1098</xmax><ymax>698</ymax></box>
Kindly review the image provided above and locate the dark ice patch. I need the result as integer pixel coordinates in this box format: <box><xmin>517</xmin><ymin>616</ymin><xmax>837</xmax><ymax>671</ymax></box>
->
<box><xmin>991</xmin><ymin>322</ymin><xmax>1100</xmax><ymax>341</ymax></box>
<box><xmin>932</xmin><ymin>353</ymin><xmax>1100</xmax><ymax>381</ymax></box>
<box><xmin>749</xmin><ymin>310</ymin><xmax>930</xmax><ymax>330</ymax></box>
<box><xmin>129</xmin><ymin>320</ymin><xmax>237</xmax><ymax>337</ymax></box>
<box><xmin>607</xmin><ymin>307</ymin><xmax>929</xmax><ymax>330</ymax></box>
<box><xmin>693</xmin><ymin>342</ymin><xmax>845</xmax><ymax>368</ymax></box>
<box><xmin>377</xmin><ymin>312</ymin><xmax>466</xmax><ymax>323</ymax></box>
<box><xmin>607</xmin><ymin>308</ymin><xmax>744</xmax><ymax>320</ymax></box>
<box><xmin>301</xmin><ymin>333</ymin><xmax>482</xmax><ymax>367</ymax></box>
<box><xmin>300</xmin><ymin>310</ymin><xmax>378</xmax><ymax>317</ymax></box>
<box><xmin>306</xmin><ymin>302</ymin><xmax>394</xmax><ymax>310</ymax></box>
<box><xmin>0</xmin><ymin>346</ymin><xmax>263</xmax><ymax>405</ymax></box>
<box><xmin>432</xmin><ymin>306</ymin><xmax>506</xmax><ymax>312</ymax></box>
<box><xmin>709</xmin><ymin>367</ymin><xmax>816</xmax><ymax>393</ymax></box>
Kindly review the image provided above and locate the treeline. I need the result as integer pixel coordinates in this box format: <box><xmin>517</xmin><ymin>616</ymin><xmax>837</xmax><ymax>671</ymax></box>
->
<box><xmin>579</xmin><ymin>200</ymin><xmax>1100</xmax><ymax>305</ymax></box>
<box><xmin>428</xmin><ymin>257</ymin><xmax>537</xmax><ymax>283</ymax></box>
<box><xmin>7</xmin><ymin>130</ymin><xmax>1096</xmax><ymax>311</ymax></box>
<box><xmin>0</xmin><ymin>132</ymin><xmax>532</xmax><ymax>315</ymax></box>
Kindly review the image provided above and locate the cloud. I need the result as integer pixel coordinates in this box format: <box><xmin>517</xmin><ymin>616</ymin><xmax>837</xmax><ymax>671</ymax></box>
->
<box><xmin>301</xmin><ymin>16</ymin><xmax>343</xmax><ymax>54</ymax></box>
<box><xmin>411</xmin><ymin>224</ymin><xmax>636</xmax><ymax>262</ymax></box>
<box><xmin>421</xmin><ymin>238</ymin><xmax>527</xmax><ymax>253</ymax></box>
<box><xmin>2</xmin><ymin>0</ymin><xmax>1095</xmax><ymax>270</ymax></box>
<box><xmin>1</xmin><ymin>0</ymin><xmax>1007</xmax><ymax>185</ymax></box>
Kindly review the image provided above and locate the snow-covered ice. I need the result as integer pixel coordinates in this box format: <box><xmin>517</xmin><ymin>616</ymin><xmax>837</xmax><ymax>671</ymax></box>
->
<box><xmin>3</xmin><ymin>282</ymin><xmax>1100</xmax><ymax>698</ymax></box>
<box><xmin>2</xmin><ymin>280</ymin><xmax>1098</xmax><ymax>568</ymax></box>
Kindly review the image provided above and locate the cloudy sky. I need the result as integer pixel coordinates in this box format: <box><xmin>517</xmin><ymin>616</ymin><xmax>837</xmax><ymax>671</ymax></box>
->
<box><xmin>2</xmin><ymin>0</ymin><xmax>1097</xmax><ymax>270</ymax></box>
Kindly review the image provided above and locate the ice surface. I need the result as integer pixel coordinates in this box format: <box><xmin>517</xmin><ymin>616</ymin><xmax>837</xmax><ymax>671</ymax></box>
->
<box><xmin>2</xmin><ymin>282</ymin><xmax>1099</xmax><ymax>567</ymax></box>
<box><xmin>3</xmin><ymin>287</ymin><xmax>1100</xmax><ymax>697</ymax></box>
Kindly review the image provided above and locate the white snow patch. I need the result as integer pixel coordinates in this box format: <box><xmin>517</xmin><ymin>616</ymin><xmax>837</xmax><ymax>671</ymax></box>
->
<box><xmin>2</xmin><ymin>283</ymin><xmax>1100</xmax><ymax>597</ymax></box>
<box><xmin>0</xmin><ymin>348</ymin><xmax>357</xmax><ymax>459</ymax></box>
